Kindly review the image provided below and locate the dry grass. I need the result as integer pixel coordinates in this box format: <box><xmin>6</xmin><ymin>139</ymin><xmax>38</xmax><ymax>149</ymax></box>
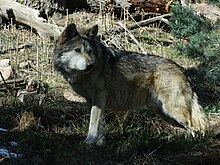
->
<box><xmin>0</xmin><ymin>24</ymin><xmax>54</xmax><ymax>81</ymax></box>
<box><xmin>15</xmin><ymin>111</ymin><xmax>36</xmax><ymax>131</ymax></box>
<box><xmin>0</xmin><ymin>11</ymin><xmax>199</xmax><ymax>86</ymax></box>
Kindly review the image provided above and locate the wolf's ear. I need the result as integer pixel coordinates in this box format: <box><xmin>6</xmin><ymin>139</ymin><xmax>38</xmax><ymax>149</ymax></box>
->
<box><xmin>86</xmin><ymin>25</ymin><xmax>98</xmax><ymax>39</ymax></box>
<box><xmin>56</xmin><ymin>23</ymin><xmax>79</xmax><ymax>45</ymax></box>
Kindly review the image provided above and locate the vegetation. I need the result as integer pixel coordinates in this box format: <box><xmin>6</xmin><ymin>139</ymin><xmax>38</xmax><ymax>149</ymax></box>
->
<box><xmin>170</xmin><ymin>3</ymin><xmax>220</xmax><ymax>102</ymax></box>
<box><xmin>169</xmin><ymin>3</ymin><xmax>211</xmax><ymax>38</ymax></box>
<box><xmin>0</xmin><ymin>98</ymin><xmax>211</xmax><ymax>164</ymax></box>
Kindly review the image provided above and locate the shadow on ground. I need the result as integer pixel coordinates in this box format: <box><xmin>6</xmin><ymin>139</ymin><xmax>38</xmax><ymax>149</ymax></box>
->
<box><xmin>0</xmin><ymin>90</ymin><xmax>220</xmax><ymax>165</ymax></box>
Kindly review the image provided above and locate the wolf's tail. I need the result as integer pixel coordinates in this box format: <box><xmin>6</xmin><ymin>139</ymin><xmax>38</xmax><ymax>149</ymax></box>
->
<box><xmin>190</xmin><ymin>93</ymin><xmax>209</xmax><ymax>132</ymax></box>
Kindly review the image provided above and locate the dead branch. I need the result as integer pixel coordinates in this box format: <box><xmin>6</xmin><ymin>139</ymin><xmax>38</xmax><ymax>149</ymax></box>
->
<box><xmin>0</xmin><ymin>78</ymin><xmax>25</xmax><ymax>86</ymax></box>
<box><xmin>106</xmin><ymin>13</ymin><xmax>170</xmax><ymax>37</ymax></box>
<box><xmin>0</xmin><ymin>71</ymin><xmax>10</xmax><ymax>92</ymax></box>
<box><xmin>124</xmin><ymin>13</ymin><xmax>171</xmax><ymax>31</ymax></box>
<box><xmin>0</xmin><ymin>78</ymin><xmax>26</xmax><ymax>93</ymax></box>
<box><xmin>117</xmin><ymin>22</ymin><xmax>146</xmax><ymax>53</ymax></box>
<box><xmin>0</xmin><ymin>42</ymin><xmax>33</xmax><ymax>54</ymax></box>
<box><xmin>0</xmin><ymin>0</ymin><xmax>63</xmax><ymax>38</ymax></box>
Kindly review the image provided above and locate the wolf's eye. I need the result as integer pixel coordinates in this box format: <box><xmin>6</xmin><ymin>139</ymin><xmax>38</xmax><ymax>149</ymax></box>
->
<box><xmin>75</xmin><ymin>48</ymin><xmax>81</xmax><ymax>53</ymax></box>
<box><xmin>62</xmin><ymin>46</ymin><xmax>69</xmax><ymax>51</ymax></box>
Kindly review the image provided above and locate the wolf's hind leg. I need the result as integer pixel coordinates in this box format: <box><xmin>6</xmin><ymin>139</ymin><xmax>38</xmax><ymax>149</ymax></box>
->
<box><xmin>152</xmin><ymin>92</ymin><xmax>193</xmax><ymax>132</ymax></box>
<box><xmin>152</xmin><ymin>64</ymin><xmax>209</xmax><ymax>134</ymax></box>
<box><xmin>152</xmin><ymin>104</ymin><xmax>191</xmax><ymax>131</ymax></box>
<box><xmin>155</xmin><ymin>89</ymin><xmax>209</xmax><ymax>135</ymax></box>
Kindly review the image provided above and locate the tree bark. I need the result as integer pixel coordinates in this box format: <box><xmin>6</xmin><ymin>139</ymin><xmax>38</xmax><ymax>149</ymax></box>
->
<box><xmin>0</xmin><ymin>0</ymin><xmax>63</xmax><ymax>38</ymax></box>
<box><xmin>88</xmin><ymin>0</ymin><xmax>173</xmax><ymax>14</ymax></box>
<box><xmin>129</xmin><ymin>0</ymin><xmax>173</xmax><ymax>13</ymax></box>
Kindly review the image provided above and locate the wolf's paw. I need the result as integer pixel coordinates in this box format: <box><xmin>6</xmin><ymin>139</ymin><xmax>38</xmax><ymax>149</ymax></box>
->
<box><xmin>84</xmin><ymin>136</ymin><xmax>96</xmax><ymax>145</ymax></box>
<box><xmin>85</xmin><ymin>135</ymin><xmax>105</xmax><ymax>146</ymax></box>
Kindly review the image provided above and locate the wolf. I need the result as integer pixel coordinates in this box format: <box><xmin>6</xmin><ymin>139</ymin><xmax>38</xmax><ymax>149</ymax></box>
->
<box><xmin>53</xmin><ymin>23</ymin><xmax>209</xmax><ymax>146</ymax></box>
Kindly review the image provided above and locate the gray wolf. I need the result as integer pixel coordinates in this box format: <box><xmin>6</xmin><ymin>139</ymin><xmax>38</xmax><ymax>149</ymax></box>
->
<box><xmin>53</xmin><ymin>23</ymin><xmax>209</xmax><ymax>146</ymax></box>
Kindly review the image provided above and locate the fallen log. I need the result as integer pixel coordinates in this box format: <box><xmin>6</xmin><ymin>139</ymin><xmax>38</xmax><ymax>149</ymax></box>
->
<box><xmin>0</xmin><ymin>0</ymin><xmax>63</xmax><ymax>38</ymax></box>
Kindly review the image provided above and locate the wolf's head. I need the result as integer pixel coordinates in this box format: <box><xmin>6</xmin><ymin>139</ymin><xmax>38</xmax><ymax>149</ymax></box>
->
<box><xmin>53</xmin><ymin>24</ymin><xmax>99</xmax><ymax>73</ymax></box>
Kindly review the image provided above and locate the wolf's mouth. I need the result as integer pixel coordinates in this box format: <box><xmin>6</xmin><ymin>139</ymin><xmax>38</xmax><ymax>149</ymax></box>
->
<box><xmin>83</xmin><ymin>64</ymin><xmax>95</xmax><ymax>72</ymax></box>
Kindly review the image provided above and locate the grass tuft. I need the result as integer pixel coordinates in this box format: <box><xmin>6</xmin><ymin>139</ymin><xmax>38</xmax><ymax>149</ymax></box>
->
<box><xmin>16</xmin><ymin>111</ymin><xmax>36</xmax><ymax>131</ymax></box>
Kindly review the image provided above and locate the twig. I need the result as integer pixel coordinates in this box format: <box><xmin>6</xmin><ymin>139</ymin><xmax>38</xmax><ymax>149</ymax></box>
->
<box><xmin>106</xmin><ymin>13</ymin><xmax>171</xmax><ymax>36</ymax></box>
<box><xmin>0</xmin><ymin>78</ymin><xmax>26</xmax><ymax>93</ymax></box>
<box><xmin>0</xmin><ymin>71</ymin><xmax>10</xmax><ymax>93</ymax></box>
<box><xmin>0</xmin><ymin>78</ymin><xmax>25</xmax><ymax>86</ymax></box>
<box><xmin>117</xmin><ymin>22</ymin><xmax>146</xmax><ymax>53</ymax></box>
<box><xmin>125</xmin><ymin>13</ymin><xmax>171</xmax><ymax>31</ymax></box>
<box><xmin>0</xmin><ymin>42</ymin><xmax>33</xmax><ymax>54</ymax></box>
<box><xmin>147</xmin><ymin>143</ymin><xmax>163</xmax><ymax>158</ymax></box>
<box><xmin>0</xmin><ymin>86</ymin><xmax>26</xmax><ymax>92</ymax></box>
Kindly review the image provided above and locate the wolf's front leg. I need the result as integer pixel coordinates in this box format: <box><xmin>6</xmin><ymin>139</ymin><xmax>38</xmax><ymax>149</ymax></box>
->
<box><xmin>85</xmin><ymin>105</ymin><xmax>105</xmax><ymax>146</ymax></box>
<box><xmin>85</xmin><ymin>89</ymin><xmax>106</xmax><ymax>146</ymax></box>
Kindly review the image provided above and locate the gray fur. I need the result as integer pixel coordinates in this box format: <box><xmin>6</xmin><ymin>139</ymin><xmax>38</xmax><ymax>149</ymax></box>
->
<box><xmin>53</xmin><ymin>24</ymin><xmax>209</xmax><ymax>145</ymax></box>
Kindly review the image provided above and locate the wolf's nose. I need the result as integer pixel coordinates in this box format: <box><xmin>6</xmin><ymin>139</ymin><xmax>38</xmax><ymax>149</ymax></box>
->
<box><xmin>85</xmin><ymin>63</ymin><xmax>94</xmax><ymax>72</ymax></box>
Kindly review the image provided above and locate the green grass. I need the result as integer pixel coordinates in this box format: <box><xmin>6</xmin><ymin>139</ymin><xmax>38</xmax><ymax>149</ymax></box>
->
<box><xmin>169</xmin><ymin>3</ymin><xmax>220</xmax><ymax>101</ymax></box>
<box><xmin>204</xmin><ymin>101</ymin><xmax>220</xmax><ymax>114</ymax></box>
<box><xmin>169</xmin><ymin>2</ymin><xmax>212</xmax><ymax>38</ymax></box>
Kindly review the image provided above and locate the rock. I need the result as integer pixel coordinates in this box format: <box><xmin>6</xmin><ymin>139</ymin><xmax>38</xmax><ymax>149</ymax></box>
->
<box><xmin>0</xmin><ymin>66</ymin><xmax>13</xmax><ymax>81</ymax></box>
<box><xmin>192</xmin><ymin>3</ymin><xmax>220</xmax><ymax>23</ymax></box>
<box><xmin>0</xmin><ymin>59</ymin><xmax>10</xmax><ymax>67</ymax></box>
